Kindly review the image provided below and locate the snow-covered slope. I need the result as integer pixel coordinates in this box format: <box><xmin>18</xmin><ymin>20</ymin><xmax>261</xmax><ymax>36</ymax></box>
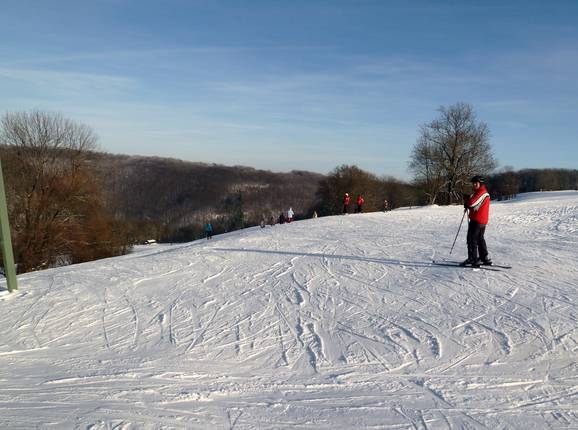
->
<box><xmin>1</xmin><ymin>191</ymin><xmax>577</xmax><ymax>429</ymax></box>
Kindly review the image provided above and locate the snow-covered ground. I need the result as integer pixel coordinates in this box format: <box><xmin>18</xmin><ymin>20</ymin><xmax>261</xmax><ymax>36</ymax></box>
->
<box><xmin>1</xmin><ymin>191</ymin><xmax>577</xmax><ymax>429</ymax></box>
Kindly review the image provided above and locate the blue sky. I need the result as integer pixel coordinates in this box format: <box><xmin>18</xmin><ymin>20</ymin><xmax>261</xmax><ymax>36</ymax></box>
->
<box><xmin>1</xmin><ymin>0</ymin><xmax>577</xmax><ymax>178</ymax></box>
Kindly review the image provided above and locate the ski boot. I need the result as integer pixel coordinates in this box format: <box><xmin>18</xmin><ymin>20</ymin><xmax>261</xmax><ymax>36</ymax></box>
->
<box><xmin>460</xmin><ymin>258</ymin><xmax>481</xmax><ymax>268</ymax></box>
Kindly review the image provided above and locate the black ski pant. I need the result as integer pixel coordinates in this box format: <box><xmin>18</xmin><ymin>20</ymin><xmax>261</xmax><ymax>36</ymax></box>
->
<box><xmin>466</xmin><ymin>220</ymin><xmax>488</xmax><ymax>261</ymax></box>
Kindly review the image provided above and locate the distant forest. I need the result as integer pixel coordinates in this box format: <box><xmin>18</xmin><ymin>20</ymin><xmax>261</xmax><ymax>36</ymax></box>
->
<box><xmin>488</xmin><ymin>168</ymin><xmax>578</xmax><ymax>200</ymax></box>
<box><xmin>88</xmin><ymin>152</ymin><xmax>325</xmax><ymax>243</ymax></box>
<box><xmin>71</xmin><ymin>154</ymin><xmax>578</xmax><ymax>244</ymax></box>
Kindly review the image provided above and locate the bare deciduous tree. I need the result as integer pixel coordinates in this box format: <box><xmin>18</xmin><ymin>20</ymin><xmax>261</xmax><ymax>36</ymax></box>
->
<box><xmin>409</xmin><ymin>134</ymin><xmax>445</xmax><ymax>205</ymax></box>
<box><xmin>409</xmin><ymin>102</ymin><xmax>497</xmax><ymax>204</ymax></box>
<box><xmin>0</xmin><ymin>111</ymin><xmax>107</xmax><ymax>272</ymax></box>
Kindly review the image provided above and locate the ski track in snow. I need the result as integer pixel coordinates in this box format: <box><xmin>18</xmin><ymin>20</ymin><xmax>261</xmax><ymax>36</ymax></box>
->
<box><xmin>1</xmin><ymin>191</ymin><xmax>578</xmax><ymax>429</ymax></box>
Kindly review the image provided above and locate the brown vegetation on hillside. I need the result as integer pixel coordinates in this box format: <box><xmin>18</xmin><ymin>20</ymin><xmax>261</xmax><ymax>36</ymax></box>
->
<box><xmin>0</xmin><ymin>111</ymin><xmax>128</xmax><ymax>272</ymax></box>
<box><xmin>88</xmin><ymin>153</ymin><xmax>325</xmax><ymax>243</ymax></box>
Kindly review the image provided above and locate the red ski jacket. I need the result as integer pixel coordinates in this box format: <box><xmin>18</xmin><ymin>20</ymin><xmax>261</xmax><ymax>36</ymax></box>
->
<box><xmin>343</xmin><ymin>195</ymin><xmax>350</xmax><ymax>205</ymax></box>
<box><xmin>357</xmin><ymin>196</ymin><xmax>364</xmax><ymax>206</ymax></box>
<box><xmin>465</xmin><ymin>185</ymin><xmax>490</xmax><ymax>225</ymax></box>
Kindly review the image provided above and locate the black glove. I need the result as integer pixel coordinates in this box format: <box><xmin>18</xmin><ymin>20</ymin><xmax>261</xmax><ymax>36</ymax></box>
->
<box><xmin>464</xmin><ymin>203</ymin><xmax>468</xmax><ymax>209</ymax></box>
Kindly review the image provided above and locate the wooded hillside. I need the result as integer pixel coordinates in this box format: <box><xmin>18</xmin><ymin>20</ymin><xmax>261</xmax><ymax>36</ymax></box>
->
<box><xmin>88</xmin><ymin>153</ymin><xmax>324</xmax><ymax>242</ymax></box>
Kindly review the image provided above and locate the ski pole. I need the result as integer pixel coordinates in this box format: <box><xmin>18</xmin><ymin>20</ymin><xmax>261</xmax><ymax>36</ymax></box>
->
<box><xmin>449</xmin><ymin>208</ymin><xmax>467</xmax><ymax>255</ymax></box>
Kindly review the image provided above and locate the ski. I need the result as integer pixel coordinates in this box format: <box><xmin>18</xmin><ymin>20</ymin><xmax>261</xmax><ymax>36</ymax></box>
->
<box><xmin>432</xmin><ymin>261</ymin><xmax>502</xmax><ymax>272</ymax></box>
<box><xmin>434</xmin><ymin>260</ymin><xmax>511</xmax><ymax>269</ymax></box>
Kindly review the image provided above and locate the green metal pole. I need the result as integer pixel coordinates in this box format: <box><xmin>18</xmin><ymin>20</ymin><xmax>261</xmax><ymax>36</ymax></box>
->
<box><xmin>0</xmin><ymin>158</ymin><xmax>17</xmax><ymax>293</ymax></box>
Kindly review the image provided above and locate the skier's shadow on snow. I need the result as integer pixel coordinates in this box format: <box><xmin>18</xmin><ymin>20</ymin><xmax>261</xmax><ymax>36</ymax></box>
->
<box><xmin>213</xmin><ymin>248</ymin><xmax>433</xmax><ymax>268</ymax></box>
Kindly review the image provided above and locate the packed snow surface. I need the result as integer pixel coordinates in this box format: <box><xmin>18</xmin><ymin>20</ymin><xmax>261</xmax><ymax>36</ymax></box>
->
<box><xmin>1</xmin><ymin>191</ymin><xmax>577</xmax><ymax>429</ymax></box>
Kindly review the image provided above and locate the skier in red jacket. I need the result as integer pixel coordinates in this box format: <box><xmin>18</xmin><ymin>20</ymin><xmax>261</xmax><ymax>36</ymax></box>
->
<box><xmin>461</xmin><ymin>175</ymin><xmax>492</xmax><ymax>267</ymax></box>
<box><xmin>342</xmin><ymin>193</ymin><xmax>350</xmax><ymax>214</ymax></box>
<box><xmin>355</xmin><ymin>194</ymin><xmax>364</xmax><ymax>213</ymax></box>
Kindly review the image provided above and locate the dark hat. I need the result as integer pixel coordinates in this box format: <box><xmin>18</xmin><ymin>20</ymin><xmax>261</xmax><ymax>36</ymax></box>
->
<box><xmin>471</xmin><ymin>175</ymin><xmax>485</xmax><ymax>184</ymax></box>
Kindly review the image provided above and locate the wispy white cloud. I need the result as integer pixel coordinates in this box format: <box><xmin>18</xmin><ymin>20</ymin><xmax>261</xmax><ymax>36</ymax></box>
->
<box><xmin>480</xmin><ymin>100</ymin><xmax>531</xmax><ymax>108</ymax></box>
<box><xmin>0</xmin><ymin>67</ymin><xmax>136</xmax><ymax>93</ymax></box>
<box><xmin>491</xmin><ymin>120</ymin><xmax>529</xmax><ymax>129</ymax></box>
<box><xmin>352</xmin><ymin>57</ymin><xmax>435</xmax><ymax>76</ymax></box>
<box><xmin>2</xmin><ymin>45</ymin><xmax>329</xmax><ymax>67</ymax></box>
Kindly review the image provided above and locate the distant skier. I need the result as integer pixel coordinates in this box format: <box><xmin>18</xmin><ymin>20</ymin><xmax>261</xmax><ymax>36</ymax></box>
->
<box><xmin>205</xmin><ymin>222</ymin><xmax>213</xmax><ymax>240</ymax></box>
<box><xmin>355</xmin><ymin>194</ymin><xmax>364</xmax><ymax>213</ymax></box>
<box><xmin>461</xmin><ymin>175</ymin><xmax>492</xmax><ymax>267</ymax></box>
<box><xmin>287</xmin><ymin>207</ymin><xmax>294</xmax><ymax>223</ymax></box>
<box><xmin>383</xmin><ymin>199</ymin><xmax>389</xmax><ymax>212</ymax></box>
<box><xmin>342</xmin><ymin>193</ymin><xmax>350</xmax><ymax>214</ymax></box>
<box><xmin>312</xmin><ymin>211</ymin><xmax>318</xmax><ymax>219</ymax></box>
<box><xmin>278</xmin><ymin>212</ymin><xmax>286</xmax><ymax>224</ymax></box>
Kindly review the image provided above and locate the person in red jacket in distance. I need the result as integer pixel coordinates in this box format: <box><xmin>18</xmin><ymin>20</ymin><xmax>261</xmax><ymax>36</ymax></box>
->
<box><xmin>461</xmin><ymin>175</ymin><xmax>492</xmax><ymax>267</ymax></box>
<box><xmin>342</xmin><ymin>193</ymin><xmax>350</xmax><ymax>214</ymax></box>
<box><xmin>355</xmin><ymin>194</ymin><xmax>364</xmax><ymax>213</ymax></box>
